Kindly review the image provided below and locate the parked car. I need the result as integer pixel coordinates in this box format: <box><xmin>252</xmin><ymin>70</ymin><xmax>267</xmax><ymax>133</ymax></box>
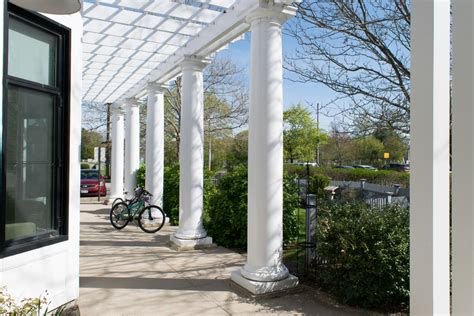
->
<box><xmin>80</xmin><ymin>169</ymin><xmax>107</xmax><ymax>196</ymax></box>
<box><xmin>334</xmin><ymin>165</ymin><xmax>354</xmax><ymax>169</ymax></box>
<box><xmin>383</xmin><ymin>163</ymin><xmax>410</xmax><ymax>172</ymax></box>
<box><xmin>353</xmin><ymin>165</ymin><xmax>378</xmax><ymax>171</ymax></box>
<box><xmin>293</xmin><ymin>162</ymin><xmax>319</xmax><ymax>167</ymax></box>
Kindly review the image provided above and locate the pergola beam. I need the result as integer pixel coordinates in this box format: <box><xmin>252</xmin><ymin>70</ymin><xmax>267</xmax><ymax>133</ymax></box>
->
<box><xmin>83</xmin><ymin>0</ymin><xmax>218</xmax><ymax>26</ymax></box>
<box><xmin>117</xmin><ymin>0</ymin><xmax>258</xmax><ymax>101</ymax></box>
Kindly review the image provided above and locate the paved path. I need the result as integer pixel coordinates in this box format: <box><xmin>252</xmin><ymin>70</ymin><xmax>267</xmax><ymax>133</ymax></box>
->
<box><xmin>78</xmin><ymin>199</ymin><xmax>377</xmax><ymax>316</ymax></box>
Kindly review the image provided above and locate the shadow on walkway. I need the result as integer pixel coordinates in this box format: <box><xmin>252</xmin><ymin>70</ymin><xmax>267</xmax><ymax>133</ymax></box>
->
<box><xmin>78</xmin><ymin>200</ymin><xmax>378</xmax><ymax>316</ymax></box>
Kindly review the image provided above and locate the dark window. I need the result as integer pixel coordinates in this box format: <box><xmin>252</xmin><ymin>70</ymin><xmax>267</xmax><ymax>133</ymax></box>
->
<box><xmin>1</xmin><ymin>3</ymin><xmax>70</xmax><ymax>256</ymax></box>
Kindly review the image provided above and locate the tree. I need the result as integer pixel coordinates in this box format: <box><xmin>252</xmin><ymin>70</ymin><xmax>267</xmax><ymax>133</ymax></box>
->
<box><xmin>286</xmin><ymin>0</ymin><xmax>410</xmax><ymax>134</ymax></box>
<box><xmin>81</xmin><ymin>128</ymin><xmax>102</xmax><ymax>160</ymax></box>
<box><xmin>373</xmin><ymin>127</ymin><xmax>408</xmax><ymax>162</ymax></box>
<box><xmin>226</xmin><ymin>130</ymin><xmax>248</xmax><ymax>168</ymax></box>
<box><xmin>353</xmin><ymin>136</ymin><xmax>385</xmax><ymax>164</ymax></box>
<box><xmin>284</xmin><ymin>103</ymin><xmax>326</xmax><ymax>163</ymax></box>
<box><xmin>321</xmin><ymin>125</ymin><xmax>356</xmax><ymax>166</ymax></box>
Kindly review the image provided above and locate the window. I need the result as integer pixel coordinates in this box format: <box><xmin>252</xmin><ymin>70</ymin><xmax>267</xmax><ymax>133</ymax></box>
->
<box><xmin>1</xmin><ymin>3</ymin><xmax>70</xmax><ymax>256</ymax></box>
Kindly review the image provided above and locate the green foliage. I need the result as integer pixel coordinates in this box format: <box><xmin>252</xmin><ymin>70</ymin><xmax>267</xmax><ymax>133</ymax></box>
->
<box><xmin>282</xmin><ymin>175</ymin><xmax>300</xmax><ymax>245</ymax></box>
<box><xmin>226</xmin><ymin>130</ymin><xmax>248</xmax><ymax>168</ymax></box>
<box><xmin>136</xmin><ymin>164</ymin><xmax>146</xmax><ymax>189</ymax></box>
<box><xmin>81</xmin><ymin>128</ymin><xmax>102</xmax><ymax>160</ymax></box>
<box><xmin>320</xmin><ymin>168</ymin><xmax>409</xmax><ymax>187</ymax></box>
<box><xmin>316</xmin><ymin>201</ymin><xmax>409</xmax><ymax>310</ymax></box>
<box><xmin>308</xmin><ymin>174</ymin><xmax>330</xmax><ymax>198</ymax></box>
<box><xmin>80</xmin><ymin>163</ymin><xmax>90</xmax><ymax>169</ymax></box>
<box><xmin>320</xmin><ymin>129</ymin><xmax>408</xmax><ymax>166</ymax></box>
<box><xmin>0</xmin><ymin>287</ymin><xmax>48</xmax><ymax>315</ymax></box>
<box><xmin>205</xmin><ymin>166</ymin><xmax>248</xmax><ymax>248</ymax></box>
<box><xmin>373</xmin><ymin>127</ymin><xmax>408</xmax><ymax>162</ymax></box>
<box><xmin>205</xmin><ymin>166</ymin><xmax>300</xmax><ymax>248</ymax></box>
<box><xmin>284</xmin><ymin>164</ymin><xmax>409</xmax><ymax>188</ymax></box>
<box><xmin>163</xmin><ymin>165</ymin><xmax>180</xmax><ymax>225</ymax></box>
<box><xmin>284</xmin><ymin>103</ymin><xmax>327</xmax><ymax>163</ymax></box>
<box><xmin>353</xmin><ymin>136</ymin><xmax>384</xmax><ymax>164</ymax></box>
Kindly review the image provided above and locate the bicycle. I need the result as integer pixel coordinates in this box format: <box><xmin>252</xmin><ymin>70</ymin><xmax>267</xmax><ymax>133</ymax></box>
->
<box><xmin>111</xmin><ymin>188</ymin><xmax>138</xmax><ymax>208</ymax></box>
<box><xmin>109</xmin><ymin>188</ymin><xmax>166</xmax><ymax>233</ymax></box>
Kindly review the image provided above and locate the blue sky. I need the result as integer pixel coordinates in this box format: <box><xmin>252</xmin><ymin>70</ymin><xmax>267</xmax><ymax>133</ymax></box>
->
<box><xmin>215</xmin><ymin>31</ymin><xmax>337</xmax><ymax>131</ymax></box>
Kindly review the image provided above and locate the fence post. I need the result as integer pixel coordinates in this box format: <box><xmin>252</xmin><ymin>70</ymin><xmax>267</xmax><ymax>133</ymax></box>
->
<box><xmin>386</xmin><ymin>192</ymin><xmax>393</xmax><ymax>205</ymax></box>
<box><xmin>394</xmin><ymin>184</ymin><xmax>401</xmax><ymax>195</ymax></box>
<box><xmin>360</xmin><ymin>179</ymin><xmax>366</xmax><ymax>190</ymax></box>
<box><xmin>306</xmin><ymin>194</ymin><xmax>317</xmax><ymax>266</ymax></box>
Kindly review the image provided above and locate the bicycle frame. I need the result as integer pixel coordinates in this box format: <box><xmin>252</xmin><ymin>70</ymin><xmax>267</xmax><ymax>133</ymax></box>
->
<box><xmin>127</xmin><ymin>199</ymin><xmax>146</xmax><ymax>220</ymax></box>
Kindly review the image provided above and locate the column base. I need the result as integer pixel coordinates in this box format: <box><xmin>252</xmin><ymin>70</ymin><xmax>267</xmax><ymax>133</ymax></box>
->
<box><xmin>231</xmin><ymin>270</ymin><xmax>299</xmax><ymax>295</ymax></box>
<box><xmin>169</xmin><ymin>234</ymin><xmax>214</xmax><ymax>251</ymax></box>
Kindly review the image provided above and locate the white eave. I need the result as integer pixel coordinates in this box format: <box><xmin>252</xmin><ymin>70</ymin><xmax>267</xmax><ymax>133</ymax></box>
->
<box><xmin>82</xmin><ymin>0</ymin><xmax>259</xmax><ymax>104</ymax></box>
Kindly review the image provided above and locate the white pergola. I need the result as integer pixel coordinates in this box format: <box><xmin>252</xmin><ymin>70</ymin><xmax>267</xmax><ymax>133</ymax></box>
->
<box><xmin>81</xmin><ymin>0</ymin><xmax>474</xmax><ymax>313</ymax></box>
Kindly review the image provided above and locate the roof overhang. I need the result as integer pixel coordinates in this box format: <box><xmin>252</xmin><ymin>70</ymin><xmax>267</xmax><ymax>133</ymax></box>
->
<box><xmin>11</xmin><ymin>0</ymin><xmax>82</xmax><ymax>14</ymax></box>
<box><xmin>81</xmin><ymin>0</ymin><xmax>296</xmax><ymax>105</ymax></box>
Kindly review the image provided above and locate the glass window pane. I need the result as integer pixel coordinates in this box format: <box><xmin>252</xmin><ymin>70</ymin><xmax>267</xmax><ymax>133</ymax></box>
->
<box><xmin>6</xmin><ymin>86</ymin><xmax>55</xmax><ymax>241</ymax></box>
<box><xmin>8</xmin><ymin>17</ymin><xmax>57</xmax><ymax>86</ymax></box>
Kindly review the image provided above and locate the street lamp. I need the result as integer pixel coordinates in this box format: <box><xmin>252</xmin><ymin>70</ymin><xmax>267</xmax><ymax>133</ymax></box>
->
<box><xmin>10</xmin><ymin>0</ymin><xmax>82</xmax><ymax>14</ymax></box>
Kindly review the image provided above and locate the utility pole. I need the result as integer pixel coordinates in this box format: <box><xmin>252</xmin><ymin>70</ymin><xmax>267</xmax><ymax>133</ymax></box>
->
<box><xmin>208</xmin><ymin>117</ymin><xmax>212</xmax><ymax>171</ymax></box>
<box><xmin>316</xmin><ymin>102</ymin><xmax>321</xmax><ymax>166</ymax></box>
<box><xmin>105</xmin><ymin>103</ymin><xmax>111</xmax><ymax>178</ymax></box>
<box><xmin>97</xmin><ymin>146</ymin><xmax>102</xmax><ymax>202</ymax></box>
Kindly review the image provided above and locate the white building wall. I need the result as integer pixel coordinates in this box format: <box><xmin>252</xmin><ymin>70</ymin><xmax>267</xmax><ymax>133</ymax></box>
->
<box><xmin>0</xmin><ymin>10</ymin><xmax>82</xmax><ymax>310</ymax></box>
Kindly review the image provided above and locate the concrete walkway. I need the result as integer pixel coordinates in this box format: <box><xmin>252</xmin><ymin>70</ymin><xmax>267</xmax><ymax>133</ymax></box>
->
<box><xmin>78</xmin><ymin>199</ymin><xmax>377</xmax><ymax>316</ymax></box>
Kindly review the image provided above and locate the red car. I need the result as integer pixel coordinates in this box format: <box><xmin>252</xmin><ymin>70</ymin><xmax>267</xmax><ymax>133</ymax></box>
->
<box><xmin>80</xmin><ymin>169</ymin><xmax>107</xmax><ymax>196</ymax></box>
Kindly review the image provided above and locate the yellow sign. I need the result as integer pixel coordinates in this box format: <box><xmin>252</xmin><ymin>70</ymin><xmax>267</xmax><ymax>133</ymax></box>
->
<box><xmin>384</xmin><ymin>152</ymin><xmax>390</xmax><ymax>159</ymax></box>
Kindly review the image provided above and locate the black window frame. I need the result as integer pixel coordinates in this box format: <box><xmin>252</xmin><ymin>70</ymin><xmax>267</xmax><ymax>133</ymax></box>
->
<box><xmin>0</xmin><ymin>2</ymin><xmax>71</xmax><ymax>257</ymax></box>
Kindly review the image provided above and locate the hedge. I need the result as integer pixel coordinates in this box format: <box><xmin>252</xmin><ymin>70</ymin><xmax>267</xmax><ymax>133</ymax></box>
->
<box><xmin>285</xmin><ymin>164</ymin><xmax>409</xmax><ymax>188</ymax></box>
<box><xmin>316</xmin><ymin>201</ymin><xmax>409</xmax><ymax>311</ymax></box>
<box><xmin>205</xmin><ymin>165</ymin><xmax>300</xmax><ymax>248</ymax></box>
<box><xmin>137</xmin><ymin>164</ymin><xmax>301</xmax><ymax>248</ymax></box>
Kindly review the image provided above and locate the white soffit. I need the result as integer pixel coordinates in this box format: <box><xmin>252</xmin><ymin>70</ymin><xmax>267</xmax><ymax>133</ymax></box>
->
<box><xmin>82</xmin><ymin>0</ymin><xmax>256</xmax><ymax>104</ymax></box>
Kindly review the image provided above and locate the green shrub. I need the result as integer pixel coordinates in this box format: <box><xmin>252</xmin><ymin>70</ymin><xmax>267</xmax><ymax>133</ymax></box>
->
<box><xmin>136</xmin><ymin>164</ymin><xmax>146</xmax><ymax>188</ymax></box>
<box><xmin>284</xmin><ymin>164</ymin><xmax>409</xmax><ymax>188</ymax></box>
<box><xmin>308</xmin><ymin>174</ymin><xmax>330</xmax><ymax>198</ymax></box>
<box><xmin>205</xmin><ymin>166</ymin><xmax>300</xmax><ymax>248</ymax></box>
<box><xmin>80</xmin><ymin>163</ymin><xmax>90</xmax><ymax>169</ymax></box>
<box><xmin>205</xmin><ymin>166</ymin><xmax>248</xmax><ymax>248</ymax></box>
<box><xmin>316</xmin><ymin>201</ymin><xmax>409</xmax><ymax>310</ymax></box>
<box><xmin>163</xmin><ymin>165</ymin><xmax>180</xmax><ymax>225</ymax></box>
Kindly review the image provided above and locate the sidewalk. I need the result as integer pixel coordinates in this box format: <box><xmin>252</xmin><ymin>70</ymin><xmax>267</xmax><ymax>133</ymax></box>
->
<box><xmin>78</xmin><ymin>199</ymin><xmax>377</xmax><ymax>316</ymax></box>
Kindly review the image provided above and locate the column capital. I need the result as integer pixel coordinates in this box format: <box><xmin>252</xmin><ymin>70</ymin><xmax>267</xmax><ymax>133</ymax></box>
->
<box><xmin>180</xmin><ymin>55</ymin><xmax>211</xmax><ymax>72</ymax></box>
<box><xmin>111</xmin><ymin>103</ymin><xmax>125</xmax><ymax>115</ymax></box>
<box><xmin>124</xmin><ymin>98</ymin><xmax>139</xmax><ymax>108</ymax></box>
<box><xmin>246</xmin><ymin>3</ymin><xmax>297</xmax><ymax>25</ymax></box>
<box><xmin>147</xmin><ymin>82</ymin><xmax>167</xmax><ymax>94</ymax></box>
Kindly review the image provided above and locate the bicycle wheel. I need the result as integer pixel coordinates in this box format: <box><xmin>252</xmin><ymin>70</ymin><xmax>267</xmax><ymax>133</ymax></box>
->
<box><xmin>110</xmin><ymin>202</ymin><xmax>130</xmax><ymax>229</ymax></box>
<box><xmin>111</xmin><ymin>197</ymin><xmax>124</xmax><ymax>208</ymax></box>
<box><xmin>137</xmin><ymin>205</ymin><xmax>166</xmax><ymax>233</ymax></box>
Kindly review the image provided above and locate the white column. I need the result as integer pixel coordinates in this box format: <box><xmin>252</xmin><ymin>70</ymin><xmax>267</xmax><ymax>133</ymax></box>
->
<box><xmin>170</xmin><ymin>56</ymin><xmax>212</xmax><ymax>249</ymax></box>
<box><xmin>110</xmin><ymin>104</ymin><xmax>125</xmax><ymax>199</ymax></box>
<box><xmin>410</xmin><ymin>1</ymin><xmax>450</xmax><ymax>314</ymax></box>
<box><xmin>231</xmin><ymin>5</ymin><xmax>298</xmax><ymax>295</ymax></box>
<box><xmin>124</xmin><ymin>98</ymin><xmax>140</xmax><ymax>195</ymax></box>
<box><xmin>145</xmin><ymin>83</ymin><xmax>165</xmax><ymax>207</ymax></box>
<box><xmin>452</xmin><ymin>1</ymin><xmax>474</xmax><ymax>314</ymax></box>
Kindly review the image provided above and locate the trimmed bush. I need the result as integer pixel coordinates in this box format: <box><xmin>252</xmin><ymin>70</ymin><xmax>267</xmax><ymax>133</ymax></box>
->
<box><xmin>308</xmin><ymin>174</ymin><xmax>330</xmax><ymax>198</ymax></box>
<box><xmin>80</xmin><ymin>163</ymin><xmax>90</xmax><ymax>169</ymax></box>
<box><xmin>285</xmin><ymin>164</ymin><xmax>409</xmax><ymax>188</ymax></box>
<box><xmin>205</xmin><ymin>166</ymin><xmax>300</xmax><ymax>248</ymax></box>
<box><xmin>205</xmin><ymin>166</ymin><xmax>248</xmax><ymax>248</ymax></box>
<box><xmin>163</xmin><ymin>165</ymin><xmax>180</xmax><ymax>225</ymax></box>
<box><xmin>136</xmin><ymin>164</ymin><xmax>146</xmax><ymax>188</ymax></box>
<box><xmin>316</xmin><ymin>201</ymin><xmax>409</xmax><ymax>310</ymax></box>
